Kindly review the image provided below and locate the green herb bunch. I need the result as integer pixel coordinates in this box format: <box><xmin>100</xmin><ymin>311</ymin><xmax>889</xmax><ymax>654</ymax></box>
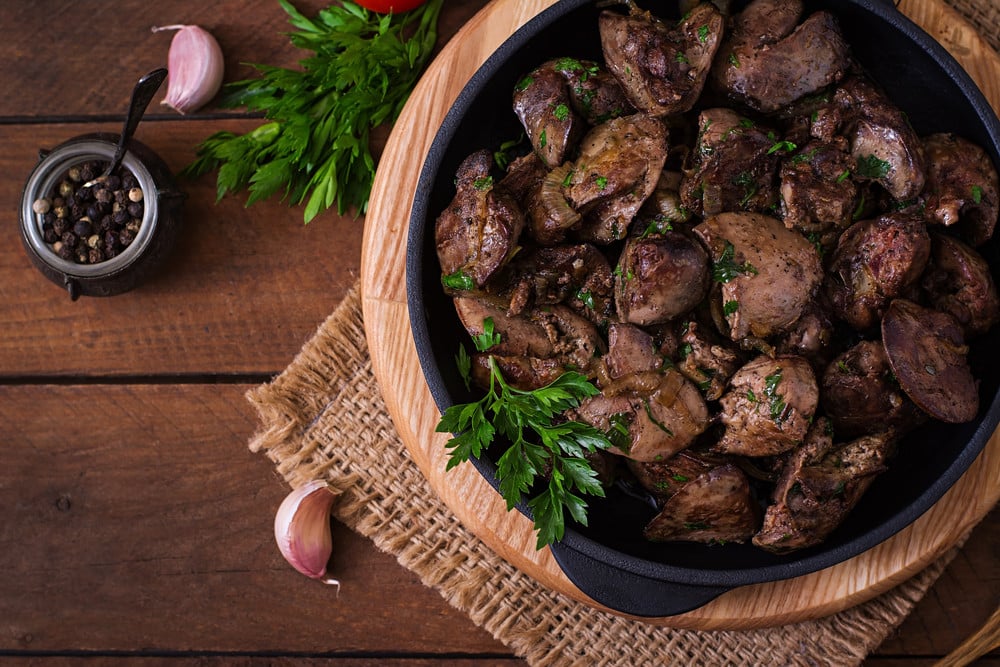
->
<box><xmin>183</xmin><ymin>0</ymin><xmax>443</xmax><ymax>222</ymax></box>
<box><xmin>437</xmin><ymin>319</ymin><xmax>613</xmax><ymax>549</ymax></box>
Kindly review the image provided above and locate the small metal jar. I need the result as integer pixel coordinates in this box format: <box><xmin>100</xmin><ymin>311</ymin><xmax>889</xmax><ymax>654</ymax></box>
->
<box><xmin>19</xmin><ymin>133</ymin><xmax>184</xmax><ymax>299</ymax></box>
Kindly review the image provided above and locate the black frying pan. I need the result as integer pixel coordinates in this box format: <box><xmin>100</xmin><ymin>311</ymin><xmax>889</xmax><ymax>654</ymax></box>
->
<box><xmin>407</xmin><ymin>0</ymin><xmax>1000</xmax><ymax>617</ymax></box>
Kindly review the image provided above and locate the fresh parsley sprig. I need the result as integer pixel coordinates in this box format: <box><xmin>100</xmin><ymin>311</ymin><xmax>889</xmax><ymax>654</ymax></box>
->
<box><xmin>182</xmin><ymin>0</ymin><xmax>443</xmax><ymax>222</ymax></box>
<box><xmin>437</xmin><ymin>320</ymin><xmax>612</xmax><ymax>549</ymax></box>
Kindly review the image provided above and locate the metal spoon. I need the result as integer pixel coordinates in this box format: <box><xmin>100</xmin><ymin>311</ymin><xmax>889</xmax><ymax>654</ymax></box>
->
<box><xmin>84</xmin><ymin>67</ymin><xmax>168</xmax><ymax>187</ymax></box>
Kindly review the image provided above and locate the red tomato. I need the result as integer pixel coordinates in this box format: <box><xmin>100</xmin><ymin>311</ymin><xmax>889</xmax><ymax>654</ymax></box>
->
<box><xmin>355</xmin><ymin>0</ymin><xmax>427</xmax><ymax>11</ymax></box>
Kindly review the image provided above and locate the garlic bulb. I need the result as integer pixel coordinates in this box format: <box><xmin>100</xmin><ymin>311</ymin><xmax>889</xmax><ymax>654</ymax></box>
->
<box><xmin>273</xmin><ymin>479</ymin><xmax>340</xmax><ymax>587</ymax></box>
<box><xmin>152</xmin><ymin>24</ymin><xmax>224</xmax><ymax>114</ymax></box>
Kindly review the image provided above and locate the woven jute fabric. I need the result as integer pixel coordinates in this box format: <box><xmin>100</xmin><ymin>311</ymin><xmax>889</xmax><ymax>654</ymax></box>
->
<box><xmin>248</xmin><ymin>283</ymin><xmax>965</xmax><ymax>666</ymax></box>
<box><xmin>947</xmin><ymin>0</ymin><xmax>1000</xmax><ymax>53</ymax></box>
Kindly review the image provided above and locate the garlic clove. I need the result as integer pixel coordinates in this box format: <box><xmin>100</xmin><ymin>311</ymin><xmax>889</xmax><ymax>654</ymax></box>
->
<box><xmin>273</xmin><ymin>479</ymin><xmax>340</xmax><ymax>587</ymax></box>
<box><xmin>152</xmin><ymin>24</ymin><xmax>224</xmax><ymax>114</ymax></box>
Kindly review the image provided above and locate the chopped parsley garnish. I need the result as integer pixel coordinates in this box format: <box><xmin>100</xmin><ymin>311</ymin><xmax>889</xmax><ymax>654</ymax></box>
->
<box><xmin>855</xmin><ymin>154</ymin><xmax>891</xmax><ymax>180</ymax></box>
<box><xmin>562</xmin><ymin>169</ymin><xmax>575</xmax><ymax>187</ymax></box>
<box><xmin>643</xmin><ymin>399</ymin><xmax>675</xmax><ymax>437</ymax></box>
<box><xmin>455</xmin><ymin>345</ymin><xmax>472</xmax><ymax>391</ymax></box>
<box><xmin>515</xmin><ymin>75</ymin><xmax>534</xmax><ymax>92</ymax></box>
<box><xmin>698</xmin><ymin>24</ymin><xmax>710</xmax><ymax>43</ymax></box>
<box><xmin>553</xmin><ymin>103</ymin><xmax>570</xmax><ymax>121</ymax></box>
<box><xmin>764</xmin><ymin>369</ymin><xmax>788</xmax><ymax>424</ymax></box>
<box><xmin>595</xmin><ymin>175</ymin><xmax>608</xmax><ymax>190</ymax></box>
<box><xmin>767</xmin><ymin>140</ymin><xmax>797</xmax><ymax>155</ymax></box>
<box><xmin>712</xmin><ymin>241</ymin><xmax>758</xmax><ymax>283</ymax></box>
<box><xmin>473</xmin><ymin>176</ymin><xmax>493</xmax><ymax>191</ymax></box>
<box><xmin>441</xmin><ymin>270</ymin><xmax>474</xmax><ymax>291</ymax></box>
<box><xmin>639</xmin><ymin>215</ymin><xmax>674</xmax><ymax>238</ymax></box>
<box><xmin>437</xmin><ymin>359</ymin><xmax>611</xmax><ymax>549</ymax></box>
<box><xmin>539</xmin><ymin>129</ymin><xmax>547</xmax><ymax>149</ymax></box>
<box><xmin>972</xmin><ymin>184</ymin><xmax>984</xmax><ymax>204</ymax></box>
<box><xmin>723</xmin><ymin>299</ymin><xmax>740</xmax><ymax>316</ymax></box>
<box><xmin>672</xmin><ymin>474</ymin><xmax>689</xmax><ymax>482</ymax></box>
<box><xmin>554</xmin><ymin>57</ymin><xmax>583</xmax><ymax>73</ymax></box>
<box><xmin>806</xmin><ymin>232</ymin><xmax>825</xmax><ymax>257</ymax></box>
<box><xmin>493</xmin><ymin>135</ymin><xmax>524</xmax><ymax>171</ymax></box>
<box><xmin>607</xmin><ymin>412</ymin><xmax>632</xmax><ymax>451</ymax></box>
<box><xmin>734</xmin><ymin>170</ymin><xmax>758</xmax><ymax>207</ymax></box>
<box><xmin>791</xmin><ymin>148</ymin><xmax>820</xmax><ymax>165</ymax></box>
<box><xmin>836</xmin><ymin>169</ymin><xmax>851</xmax><ymax>183</ymax></box>
<box><xmin>852</xmin><ymin>193</ymin><xmax>867</xmax><ymax>220</ymax></box>
<box><xmin>676</xmin><ymin>51</ymin><xmax>689</xmax><ymax>64</ymax></box>
<box><xmin>729</xmin><ymin>52</ymin><xmax>740</xmax><ymax>67</ymax></box>
<box><xmin>576</xmin><ymin>288</ymin><xmax>596</xmax><ymax>310</ymax></box>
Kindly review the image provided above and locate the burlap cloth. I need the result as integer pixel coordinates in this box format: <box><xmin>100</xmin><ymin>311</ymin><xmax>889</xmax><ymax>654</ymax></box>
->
<box><xmin>247</xmin><ymin>4</ymin><xmax>999</xmax><ymax>664</ymax></box>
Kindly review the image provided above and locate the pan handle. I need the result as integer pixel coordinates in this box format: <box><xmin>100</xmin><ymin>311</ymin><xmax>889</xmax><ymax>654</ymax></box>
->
<box><xmin>549</xmin><ymin>540</ymin><xmax>731</xmax><ymax>617</ymax></box>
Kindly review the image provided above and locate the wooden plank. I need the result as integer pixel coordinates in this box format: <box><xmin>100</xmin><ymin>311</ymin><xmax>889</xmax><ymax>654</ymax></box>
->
<box><xmin>0</xmin><ymin>0</ymin><xmax>492</xmax><ymax>378</ymax></box>
<box><xmin>0</xmin><ymin>384</ymin><xmax>506</xmax><ymax>655</ymax></box>
<box><xmin>872</xmin><ymin>507</ymin><xmax>1000</xmax><ymax>659</ymax></box>
<box><xmin>0</xmin><ymin>0</ymin><xmax>491</xmax><ymax>119</ymax></box>
<box><xmin>0</xmin><ymin>382</ymin><xmax>993</xmax><ymax>659</ymax></box>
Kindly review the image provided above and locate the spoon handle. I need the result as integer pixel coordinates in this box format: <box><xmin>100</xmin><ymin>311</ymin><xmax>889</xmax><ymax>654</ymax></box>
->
<box><xmin>106</xmin><ymin>67</ymin><xmax>168</xmax><ymax>176</ymax></box>
<box><xmin>935</xmin><ymin>605</ymin><xmax>1000</xmax><ymax>667</ymax></box>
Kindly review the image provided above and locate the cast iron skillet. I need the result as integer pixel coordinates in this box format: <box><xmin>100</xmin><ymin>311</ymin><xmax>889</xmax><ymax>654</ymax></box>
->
<box><xmin>407</xmin><ymin>0</ymin><xmax>1000</xmax><ymax>617</ymax></box>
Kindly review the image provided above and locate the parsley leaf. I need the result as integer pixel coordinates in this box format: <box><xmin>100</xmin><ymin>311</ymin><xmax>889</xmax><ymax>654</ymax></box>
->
<box><xmin>437</xmin><ymin>358</ymin><xmax>611</xmax><ymax>549</ymax></box>
<box><xmin>472</xmin><ymin>317</ymin><xmax>501</xmax><ymax>351</ymax></box>
<box><xmin>855</xmin><ymin>154</ymin><xmax>891</xmax><ymax>180</ymax></box>
<box><xmin>182</xmin><ymin>0</ymin><xmax>443</xmax><ymax>222</ymax></box>
<box><xmin>712</xmin><ymin>241</ymin><xmax>758</xmax><ymax>283</ymax></box>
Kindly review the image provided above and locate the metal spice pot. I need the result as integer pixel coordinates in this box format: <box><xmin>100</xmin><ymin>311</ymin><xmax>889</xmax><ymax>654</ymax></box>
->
<box><xmin>19</xmin><ymin>133</ymin><xmax>184</xmax><ymax>300</ymax></box>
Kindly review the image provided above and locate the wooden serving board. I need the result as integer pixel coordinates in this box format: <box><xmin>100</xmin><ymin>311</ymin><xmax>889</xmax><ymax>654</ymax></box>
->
<box><xmin>360</xmin><ymin>0</ymin><xmax>1000</xmax><ymax>629</ymax></box>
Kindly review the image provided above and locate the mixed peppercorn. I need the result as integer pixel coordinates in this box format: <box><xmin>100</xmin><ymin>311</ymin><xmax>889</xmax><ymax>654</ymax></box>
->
<box><xmin>31</xmin><ymin>160</ymin><xmax>144</xmax><ymax>265</ymax></box>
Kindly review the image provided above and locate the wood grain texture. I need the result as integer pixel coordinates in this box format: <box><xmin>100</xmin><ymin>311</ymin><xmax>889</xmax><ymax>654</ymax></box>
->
<box><xmin>1</xmin><ymin>122</ymin><xmax>358</xmax><ymax>377</ymax></box>
<box><xmin>0</xmin><ymin>384</ymin><xmax>506</xmax><ymax>655</ymax></box>
<box><xmin>361</xmin><ymin>0</ymin><xmax>1000</xmax><ymax>630</ymax></box>
<box><xmin>0</xmin><ymin>0</ymin><xmax>993</xmax><ymax>662</ymax></box>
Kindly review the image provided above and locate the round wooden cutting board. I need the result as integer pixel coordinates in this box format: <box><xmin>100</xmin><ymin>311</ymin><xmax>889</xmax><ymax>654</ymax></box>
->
<box><xmin>360</xmin><ymin>0</ymin><xmax>1000</xmax><ymax>629</ymax></box>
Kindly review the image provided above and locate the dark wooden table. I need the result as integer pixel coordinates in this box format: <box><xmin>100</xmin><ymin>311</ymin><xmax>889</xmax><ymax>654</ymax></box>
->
<box><xmin>0</xmin><ymin>1</ymin><xmax>995</xmax><ymax>665</ymax></box>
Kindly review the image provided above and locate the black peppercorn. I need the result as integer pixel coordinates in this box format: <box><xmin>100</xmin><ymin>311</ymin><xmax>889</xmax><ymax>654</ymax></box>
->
<box><xmin>73</xmin><ymin>219</ymin><xmax>92</xmax><ymax>237</ymax></box>
<box><xmin>41</xmin><ymin>160</ymin><xmax>145</xmax><ymax>266</ymax></box>
<box><xmin>57</xmin><ymin>243</ymin><xmax>75</xmax><ymax>260</ymax></box>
